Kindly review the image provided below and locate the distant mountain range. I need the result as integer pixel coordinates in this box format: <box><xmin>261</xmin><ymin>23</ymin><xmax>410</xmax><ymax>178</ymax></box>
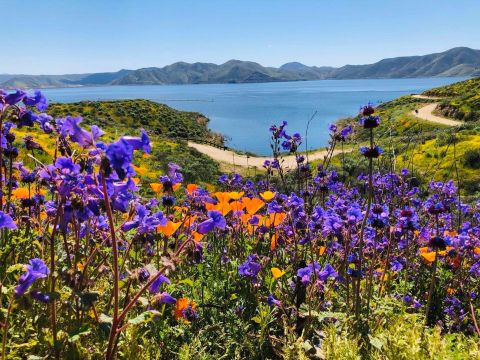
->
<box><xmin>2</xmin><ymin>47</ymin><xmax>480</xmax><ymax>89</ymax></box>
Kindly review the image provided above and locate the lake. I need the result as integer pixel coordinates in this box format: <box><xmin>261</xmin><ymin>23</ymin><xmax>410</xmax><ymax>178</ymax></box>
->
<box><xmin>41</xmin><ymin>77</ymin><xmax>465</xmax><ymax>155</ymax></box>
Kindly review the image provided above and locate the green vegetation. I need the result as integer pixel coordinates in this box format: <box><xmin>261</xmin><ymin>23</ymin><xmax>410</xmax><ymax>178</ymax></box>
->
<box><xmin>47</xmin><ymin>99</ymin><xmax>222</xmax><ymax>142</ymax></box>
<box><xmin>424</xmin><ymin>77</ymin><xmax>480</xmax><ymax>121</ymax></box>
<box><xmin>19</xmin><ymin>99</ymin><xmax>222</xmax><ymax>184</ymax></box>
<box><xmin>323</xmin><ymin>79</ymin><xmax>480</xmax><ymax>199</ymax></box>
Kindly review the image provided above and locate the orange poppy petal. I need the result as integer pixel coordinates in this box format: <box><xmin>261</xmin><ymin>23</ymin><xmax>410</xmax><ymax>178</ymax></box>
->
<box><xmin>192</xmin><ymin>231</ymin><xmax>204</xmax><ymax>242</ymax></box>
<box><xmin>157</xmin><ymin>221</ymin><xmax>182</xmax><ymax>237</ymax></box>
<box><xmin>271</xmin><ymin>267</ymin><xmax>285</xmax><ymax>279</ymax></box>
<box><xmin>215</xmin><ymin>201</ymin><xmax>232</xmax><ymax>216</ymax></box>
<box><xmin>205</xmin><ymin>202</ymin><xmax>216</xmax><ymax>211</ymax></box>
<box><xmin>421</xmin><ymin>252</ymin><xmax>436</xmax><ymax>263</ymax></box>
<box><xmin>260</xmin><ymin>191</ymin><xmax>276</xmax><ymax>201</ymax></box>
<box><xmin>150</xmin><ymin>183</ymin><xmax>163</xmax><ymax>193</ymax></box>
<box><xmin>228</xmin><ymin>191</ymin><xmax>244</xmax><ymax>200</ymax></box>
<box><xmin>266</xmin><ymin>212</ymin><xmax>286</xmax><ymax>227</ymax></box>
<box><xmin>242</xmin><ymin>197</ymin><xmax>265</xmax><ymax>215</ymax></box>
<box><xmin>12</xmin><ymin>187</ymin><xmax>30</xmax><ymax>199</ymax></box>
<box><xmin>270</xmin><ymin>233</ymin><xmax>279</xmax><ymax>251</ymax></box>
<box><xmin>186</xmin><ymin>184</ymin><xmax>198</xmax><ymax>195</ymax></box>
<box><xmin>230</xmin><ymin>201</ymin><xmax>245</xmax><ymax>212</ymax></box>
<box><xmin>214</xmin><ymin>192</ymin><xmax>231</xmax><ymax>203</ymax></box>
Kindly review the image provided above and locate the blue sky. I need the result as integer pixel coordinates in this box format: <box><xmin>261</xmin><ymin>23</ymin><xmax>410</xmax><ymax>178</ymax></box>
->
<box><xmin>2</xmin><ymin>0</ymin><xmax>479</xmax><ymax>74</ymax></box>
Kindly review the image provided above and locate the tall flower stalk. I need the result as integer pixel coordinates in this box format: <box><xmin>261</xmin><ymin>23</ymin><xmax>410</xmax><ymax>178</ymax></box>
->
<box><xmin>355</xmin><ymin>104</ymin><xmax>382</xmax><ymax>334</ymax></box>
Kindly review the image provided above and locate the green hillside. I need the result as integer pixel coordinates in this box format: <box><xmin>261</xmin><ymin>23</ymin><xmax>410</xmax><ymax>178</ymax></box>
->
<box><xmin>424</xmin><ymin>77</ymin><xmax>480</xmax><ymax>121</ymax></box>
<box><xmin>17</xmin><ymin>100</ymin><xmax>221</xmax><ymax>184</ymax></box>
<box><xmin>329</xmin><ymin>79</ymin><xmax>480</xmax><ymax>198</ymax></box>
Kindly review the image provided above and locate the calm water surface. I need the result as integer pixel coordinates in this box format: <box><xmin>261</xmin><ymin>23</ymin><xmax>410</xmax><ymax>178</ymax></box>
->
<box><xmin>41</xmin><ymin>77</ymin><xmax>465</xmax><ymax>155</ymax></box>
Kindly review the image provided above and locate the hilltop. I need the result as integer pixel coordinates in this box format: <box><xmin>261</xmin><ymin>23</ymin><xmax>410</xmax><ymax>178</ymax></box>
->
<box><xmin>2</xmin><ymin>47</ymin><xmax>480</xmax><ymax>88</ymax></box>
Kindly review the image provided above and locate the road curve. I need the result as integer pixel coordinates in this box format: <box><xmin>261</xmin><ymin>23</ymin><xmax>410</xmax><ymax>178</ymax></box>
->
<box><xmin>411</xmin><ymin>95</ymin><xmax>462</xmax><ymax>127</ymax></box>
<box><xmin>188</xmin><ymin>141</ymin><xmax>351</xmax><ymax>168</ymax></box>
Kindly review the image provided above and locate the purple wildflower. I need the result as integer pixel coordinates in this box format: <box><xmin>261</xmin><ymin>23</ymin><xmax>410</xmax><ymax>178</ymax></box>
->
<box><xmin>14</xmin><ymin>258</ymin><xmax>50</xmax><ymax>296</ymax></box>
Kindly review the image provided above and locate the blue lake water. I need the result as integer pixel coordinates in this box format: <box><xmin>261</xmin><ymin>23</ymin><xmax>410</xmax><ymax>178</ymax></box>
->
<box><xmin>41</xmin><ymin>77</ymin><xmax>466</xmax><ymax>155</ymax></box>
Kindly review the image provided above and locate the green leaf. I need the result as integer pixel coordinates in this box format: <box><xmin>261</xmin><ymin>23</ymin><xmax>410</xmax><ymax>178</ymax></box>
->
<box><xmin>251</xmin><ymin>316</ymin><xmax>261</xmax><ymax>324</ymax></box>
<box><xmin>128</xmin><ymin>310</ymin><xmax>161</xmax><ymax>326</ymax></box>
<box><xmin>7</xmin><ymin>264</ymin><xmax>25</xmax><ymax>273</ymax></box>
<box><xmin>77</xmin><ymin>291</ymin><xmax>99</xmax><ymax>307</ymax></box>
<box><xmin>68</xmin><ymin>325</ymin><xmax>91</xmax><ymax>342</ymax></box>
<box><xmin>368</xmin><ymin>335</ymin><xmax>384</xmax><ymax>350</ymax></box>
<box><xmin>99</xmin><ymin>313</ymin><xmax>113</xmax><ymax>324</ymax></box>
<box><xmin>179</xmin><ymin>278</ymin><xmax>194</xmax><ymax>287</ymax></box>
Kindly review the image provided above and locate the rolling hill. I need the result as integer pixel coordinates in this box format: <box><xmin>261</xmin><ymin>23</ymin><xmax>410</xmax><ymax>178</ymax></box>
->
<box><xmin>1</xmin><ymin>47</ymin><xmax>479</xmax><ymax>88</ymax></box>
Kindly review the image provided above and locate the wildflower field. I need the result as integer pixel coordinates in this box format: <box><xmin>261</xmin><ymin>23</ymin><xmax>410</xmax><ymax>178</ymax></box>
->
<box><xmin>0</xmin><ymin>89</ymin><xmax>479</xmax><ymax>360</ymax></box>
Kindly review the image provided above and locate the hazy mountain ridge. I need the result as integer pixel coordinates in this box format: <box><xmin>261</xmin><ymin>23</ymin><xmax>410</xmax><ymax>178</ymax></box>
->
<box><xmin>2</xmin><ymin>47</ymin><xmax>479</xmax><ymax>88</ymax></box>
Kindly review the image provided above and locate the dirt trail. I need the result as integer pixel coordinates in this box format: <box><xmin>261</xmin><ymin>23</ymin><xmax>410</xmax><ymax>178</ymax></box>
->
<box><xmin>188</xmin><ymin>141</ymin><xmax>351</xmax><ymax>168</ymax></box>
<box><xmin>411</xmin><ymin>95</ymin><xmax>462</xmax><ymax>126</ymax></box>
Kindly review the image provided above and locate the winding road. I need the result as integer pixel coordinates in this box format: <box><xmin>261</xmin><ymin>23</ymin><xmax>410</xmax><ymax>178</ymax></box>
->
<box><xmin>411</xmin><ymin>95</ymin><xmax>463</xmax><ymax>126</ymax></box>
<box><xmin>188</xmin><ymin>94</ymin><xmax>461</xmax><ymax>167</ymax></box>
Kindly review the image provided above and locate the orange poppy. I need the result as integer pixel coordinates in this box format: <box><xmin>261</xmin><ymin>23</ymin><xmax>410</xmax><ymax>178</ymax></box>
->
<box><xmin>444</xmin><ymin>230</ymin><xmax>458</xmax><ymax>237</ymax></box>
<box><xmin>265</xmin><ymin>212</ymin><xmax>287</xmax><ymax>227</ymax></box>
<box><xmin>270</xmin><ymin>233</ymin><xmax>279</xmax><ymax>251</ymax></box>
<box><xmin>376</xmin><ymin>268</ymin><xmax>389</xmax><ymax>281</ymax></box>
<box><xmin>157</xmin><ymin>221</ymin><xmax>182</xmax><ymax>237</ymax></box>
<box><xmin>240</xmin><ymin>212</ymin><xmax>250</xmax><ymax>225</ymax></box>
<box><xmin>192</xmin><ymin>231</ymin><xmax>204</xmax><ymax>243</ymax></box>
<box><xmin>183</xmin><ymin>215</ymin><xmax>197</xmax><ymax>228</ymax></box>
<box><xmin>260</xmin><ymin>191</ymin><xmax>276</xmax><ymax>201</ymax></box>
<box><xmin>12</xmin><ymin>187</ymin><xmax>30</xmax><ymax>199</ymax></box>
<box><xmin>206</xmin><ymin>201</ymin><xmax>231</xmax><ymax>216</ymax></box>
<box><xmin>474</xmin><ymin>248</ymin><xmax>480</xmax><ymax>255</ymax></box>
<box><xmin>230</xmin><ymin>201</ymin><xmax>245</xmax><ymax>212</ymax></box>
<box><xmin>150</xmin><ymin>183</ymin><xmax>163</xmax><ymax>193</ymax></box>
<box><xmin>174</xmin><ymin>297</ymin><xmax>196</xmax><ymax>322</ymax></box>
<box><xmin>421</xmin><ymin>251</ymin><xmax>436</xmax><ymax>263</ymax></box>
<box><xmin>319</xmin><ymin>246</ymin><xmax>326</xmax><ymax>256</ymax></box>
<box><xmin>271</xmin><ymin>267</ymin><xmax>285</xmax><ymax>279</ymax></box>
<box><xmin>242</xmin><ymin>197</ymin><xmax>265</xmax><ymax>215</ymax></box>
<box><xmin>214</xmin><ymin>192</ymin><xmax>231</xmax><ymax>203</ymax></box>
<box><xmin>186</xmin><ymin>184</ymin><xmax>198</xmax><ymax>195</ymax></box>
<box><xmin>447</xmin><ymin>288</ymin><xmax>457</xmax><ymax>295</ymax></box>
<box><xmin>228</xmin><ymin>191</ymin><xmax>244</xmax><ymax>200</ymax></box>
